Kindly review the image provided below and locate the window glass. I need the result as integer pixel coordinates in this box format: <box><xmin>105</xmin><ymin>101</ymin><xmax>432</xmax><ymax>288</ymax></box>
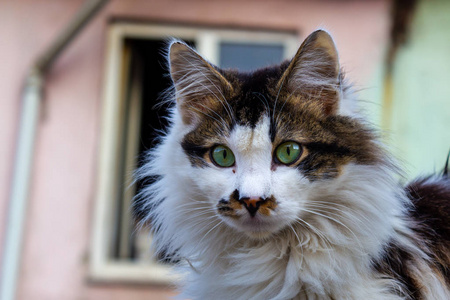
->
<box><xmin>219</xmin><ymin>42</ymin><xmax>284</xmax><ymax>71</ymax></box>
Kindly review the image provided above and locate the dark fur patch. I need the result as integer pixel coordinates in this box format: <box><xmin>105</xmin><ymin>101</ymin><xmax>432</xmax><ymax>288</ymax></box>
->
<box><xmin>406</xmin><ymin>176</ymin><xmax>450</xmax><ymax>286</ymax></box>
<box><xmin>133</xmin><ymin>174</ymin><xmax>163</xmax><ymax>223</ymax></box>
<box><xmin>224</xmin><ymin>64</ymin><xmax>287</xmax><ymax>128</ymax></box>
<box><xmin>180</xmin><ymin>138</ymin><xmax>210</xmax><ymax>167</ymax></box>
<box><xmin>374</xmin><ymin>174</ymin><xmax>450</xmax><ymax>299</ymax></box>
<box><xmin>373</xmin><ymin>242</ymin><xmax>423</xmax><ymax>299</ymax></box>
<box><xmin>216</xmin><ymin>190</ymin><xmax>242</xmax><ymax>219</ymax></box>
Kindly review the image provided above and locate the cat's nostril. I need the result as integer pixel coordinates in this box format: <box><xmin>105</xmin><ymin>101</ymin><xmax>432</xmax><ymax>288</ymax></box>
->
<box><xmin>242</xmin><ymin>197</ymin><xmax>261</xmax><ymax>208</ymax></box>
<box><xmin>239</xmin><ymin>197</ymin><xmax>264</xmax><ymax>217</ymax></box>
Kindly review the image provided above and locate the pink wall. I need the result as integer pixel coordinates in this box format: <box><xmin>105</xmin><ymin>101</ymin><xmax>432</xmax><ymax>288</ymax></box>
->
<box><xmin>0</xmin><ymin>0</ymin><xmax>390</xmax><ymax>299</ymax></box>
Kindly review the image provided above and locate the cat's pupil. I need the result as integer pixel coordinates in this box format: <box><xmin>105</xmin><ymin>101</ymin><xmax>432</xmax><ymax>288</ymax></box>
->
<box><xmin>286</xmin><ymin>146</ymin><xmax>291</xmax><ymax>156</ymax></box>
<box><xmin>223</xmin><ymin>150</ymin><xmax>227</xmax><ymax>159</ymax></box>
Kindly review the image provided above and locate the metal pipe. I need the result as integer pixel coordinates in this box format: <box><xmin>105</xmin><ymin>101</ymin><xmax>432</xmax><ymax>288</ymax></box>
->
<box><xmin>35</xmin><ymin>0</ymin><xmax>110</xmax><ymax>73</ymax></box>
<box><xmin>0</xmin><ymin>69</ymin><xmax>43</xmax><ymax>300</ymax></box>
<box><xmin>0</xmin><ymin>1</ymin><xmax>109</xmax><ymax>299</ymax></box>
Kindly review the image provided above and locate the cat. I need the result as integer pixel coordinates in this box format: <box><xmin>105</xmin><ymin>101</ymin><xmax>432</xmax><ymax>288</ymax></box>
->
<box><xmin>135</xmin><ymin>30</ymin><xmax>450</xmax><ymax>299</ymax></box>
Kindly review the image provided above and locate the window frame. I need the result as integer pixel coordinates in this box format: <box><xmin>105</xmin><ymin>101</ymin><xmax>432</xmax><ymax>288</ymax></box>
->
<box><xmin>89</xmin><ymin>21</ymin><xmax>299</xmax><ymax>284</ymax></box>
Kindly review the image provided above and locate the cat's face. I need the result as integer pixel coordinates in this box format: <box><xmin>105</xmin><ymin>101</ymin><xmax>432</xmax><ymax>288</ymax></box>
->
<box><xmin>169</xmin><ymin>30</ymin><xmax>380</xmax><ymax>239</ymax></box>
<box><xmin>183</xmin><ymin>114</ymin><xmax>311</xmax><ymax>238</ymax></box>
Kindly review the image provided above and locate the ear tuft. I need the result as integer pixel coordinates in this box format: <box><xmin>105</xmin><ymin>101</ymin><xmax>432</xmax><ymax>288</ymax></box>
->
<box><xmin>278</xmin><ymin>30</ymin><xmax>341</xmax><ymax>115</ymax></box>
<box><xmin>169</xmin><ymin>42</ymin><xmax>195</xmax><ymax>83</ymax></box>
<box><xmin>168</xmin><ymin>41</ymin><xmax>232</xmax><ymax>125</ymax></box>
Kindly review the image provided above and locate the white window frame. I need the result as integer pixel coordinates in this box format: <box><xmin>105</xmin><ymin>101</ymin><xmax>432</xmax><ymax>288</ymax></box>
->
<box><xmin>90</xmin><ymin>21</ymin><xmax>299</xmax><ymax>284</ymax></box>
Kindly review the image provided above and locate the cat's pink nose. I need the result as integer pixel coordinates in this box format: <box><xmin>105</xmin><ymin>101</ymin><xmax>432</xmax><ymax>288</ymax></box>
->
<box><xmin>240</xmin><ymin>197</ymin><xmax>264</xmax><ymax>217</ymax></box>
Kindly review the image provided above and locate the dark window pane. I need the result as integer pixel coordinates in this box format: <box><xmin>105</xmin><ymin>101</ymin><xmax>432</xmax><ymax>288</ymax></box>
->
<box><xmin>219</xmin><ymin>42</ymin><xmax>284</xmax><ymax>71</ymax></box>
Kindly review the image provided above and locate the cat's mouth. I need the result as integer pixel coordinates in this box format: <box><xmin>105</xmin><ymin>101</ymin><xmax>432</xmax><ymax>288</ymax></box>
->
<box><xmin>224</xmin><ymin>213</ymin><xmax>282</xmax><ymax>239</ymax></box>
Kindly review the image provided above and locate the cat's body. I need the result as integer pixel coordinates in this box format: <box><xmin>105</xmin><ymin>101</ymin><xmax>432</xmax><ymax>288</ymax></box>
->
<box><xmin>136</xmin><ymin>30</ymin><xmax>450</xmax><ymax>299</ymax></box>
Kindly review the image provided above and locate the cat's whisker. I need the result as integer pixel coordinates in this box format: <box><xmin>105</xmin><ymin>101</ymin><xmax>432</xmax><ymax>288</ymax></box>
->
<box><xmin>301</xmin><ymin>208</ymin><xmax>365</xmax><ymax>254</ymax></box>
<box><xmin>199</xmin><ymin>220</ymin><xmax>224</xmax><ymax>245</ymax></box>
<box><xmin>306</xmin><ymin>202</ymin><xmax>364</xmax><ymax>219</ymax></box>
<box><xmin>176</xmin><ymin>204</ymin><xmax>216</xmax><ymax>213</ymax></box>
<box><xmin>305</xmin><ymin>202</ymin><xmax>372</xmax><ymax>227</ymax></box>
<box><xmin>182</xmin><ymin>213</ymin><xmax>218</xmax><ymax>223</ymax></box>
<box><xmin>176</xmin><ymin>204</ymin><xmax>214</xmax><ymax>212</ymax></box>
<box><xmin>177</xmin><ymin>206</ymin><xmax>216</xmax><ymax>213</ymax></box>
<box><xmin>177</xmin><ymin>206</ymin><xmax>215</xmax><ymax>213</ymax></box>
<box><xmin>294</xmin><ymin>217</ymin><xmax>334</xmax><ymax>251</ymax></box>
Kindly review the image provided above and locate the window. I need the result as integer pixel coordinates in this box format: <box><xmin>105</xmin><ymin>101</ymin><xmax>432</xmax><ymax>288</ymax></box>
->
<box><xmin>90</xmin><ymin>21</ymin><xmax>298</xmax><ymax>283</ymax></box>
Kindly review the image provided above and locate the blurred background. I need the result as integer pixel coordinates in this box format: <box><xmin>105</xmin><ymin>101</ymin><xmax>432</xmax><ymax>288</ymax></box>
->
<box><xmin>1</xmin><ymin>0</ymin><xmax>449</xmax><ymax>299</ymax></box>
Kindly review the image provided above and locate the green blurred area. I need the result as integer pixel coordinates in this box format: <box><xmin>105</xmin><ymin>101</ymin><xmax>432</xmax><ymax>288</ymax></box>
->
<box><xmin>362</xmin><ymin>0</ymin><xmax>450</xmax><ymax>179</ymax></box>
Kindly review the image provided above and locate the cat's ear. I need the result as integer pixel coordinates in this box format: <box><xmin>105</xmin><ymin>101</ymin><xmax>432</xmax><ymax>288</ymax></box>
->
<box><xmin>277</xmin><ymin>30</ymin><xmax>341</xmax><ymax>115</ymax></box>
<box><xmin>169</xmin><ymin>41</ymin><xmax>232</xmax><ymax>125</ymax></box>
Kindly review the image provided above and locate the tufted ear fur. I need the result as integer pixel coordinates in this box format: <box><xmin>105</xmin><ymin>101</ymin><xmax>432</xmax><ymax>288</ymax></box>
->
<box><xmin>169</xmin><ymin>42</ymin><xmax>233</xmax><ymax>125</ymax></box>
<box><xmin>277</xmin><ymin>30</ymin><xmax>341</xmax><ymax>115</ymax></box>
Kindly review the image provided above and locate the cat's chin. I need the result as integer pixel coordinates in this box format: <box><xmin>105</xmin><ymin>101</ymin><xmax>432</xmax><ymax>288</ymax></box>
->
<box><xmin>243</xmin><ymin>230</ymin><xmax>274</xmax><ymax>239</ymax></box>
<box><xmin>225</xmin><ymin>215</ymin><xmax>284</xmax><ymax>240</ymax></box>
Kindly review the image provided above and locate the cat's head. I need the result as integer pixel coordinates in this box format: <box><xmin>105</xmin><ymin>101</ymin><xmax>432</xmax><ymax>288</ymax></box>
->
<box><xmin>167</xmin><ymin>30</ymin><xmax>382</xmax><ymax>239</ymax></box>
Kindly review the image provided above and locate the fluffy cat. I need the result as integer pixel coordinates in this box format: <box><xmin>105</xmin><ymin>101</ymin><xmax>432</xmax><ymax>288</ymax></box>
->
<box><xmin>136</xmin><ymin>30</ymin><xmax>450</xmax><ymax>299</ymax></box>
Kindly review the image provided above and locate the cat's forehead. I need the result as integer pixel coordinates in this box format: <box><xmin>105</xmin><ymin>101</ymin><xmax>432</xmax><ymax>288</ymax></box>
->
<box><xmin>223</xmin><ymin>63</ymin><xmax>289</xmax><ymax>127</ymax></box>
<box><xmin>229</xmin><ymin>115</ymin><xmax>272</xmax><ymax>154</ymax></box>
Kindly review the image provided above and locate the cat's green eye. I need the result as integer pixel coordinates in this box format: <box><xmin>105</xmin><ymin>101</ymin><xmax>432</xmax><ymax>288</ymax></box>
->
<box><xmin>275</xmin><ymin>141</ymin><xmax>302</xmax><ymax>165</ymax></box>
<box><xmin>211</xmin><ymin>145</ymin><xmax>235</xmax><ymax>167</ymax></box>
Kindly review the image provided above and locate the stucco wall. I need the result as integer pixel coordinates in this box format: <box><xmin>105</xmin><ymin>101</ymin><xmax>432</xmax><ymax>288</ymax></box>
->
<box><xmin>0</xmin><ymin>1</ymin><xmax>390</xmax><ymax>299</ymax></box>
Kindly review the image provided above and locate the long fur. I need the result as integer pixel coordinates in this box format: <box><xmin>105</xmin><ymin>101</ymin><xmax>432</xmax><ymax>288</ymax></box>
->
<box><xmin>136</xmin><ymin>31</ymin><xmax>450</xmax><ymax>299</ymax></box>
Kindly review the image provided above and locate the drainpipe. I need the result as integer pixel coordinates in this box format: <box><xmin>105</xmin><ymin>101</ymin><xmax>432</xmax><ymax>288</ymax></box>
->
<box><xmin>0</xmin><ymin>1</ymin><xmax>110</xmax><ymax>300</ymax></box>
